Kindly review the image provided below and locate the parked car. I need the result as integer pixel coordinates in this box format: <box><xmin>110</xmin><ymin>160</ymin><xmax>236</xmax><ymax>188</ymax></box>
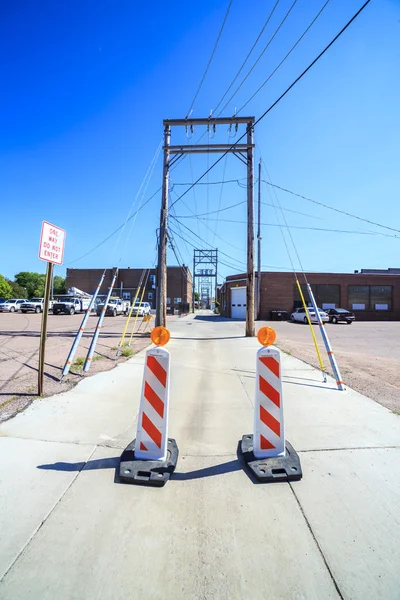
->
<box><xmin>131</xmin><ymin>301</ymin><xmax>151</xmax><ymax>317</ymax></box>
<box><xmin>325</xmin><ymin>308</ymin><xmax>355</xmax><ymax>324</ymax></box>
<box><xmin>0</xmin><ymin>299</ymin><xmax>26</xmax><ymax>313</ymax></box>
<box><xmin>20</xmin><ymin>298</ymin><xmax>54</xmax><ymax>314</ymax></box>
<box><xmin>290</xmin><ymin>306</ymin><xmax>329</xmax><ymax>324</ymax></box>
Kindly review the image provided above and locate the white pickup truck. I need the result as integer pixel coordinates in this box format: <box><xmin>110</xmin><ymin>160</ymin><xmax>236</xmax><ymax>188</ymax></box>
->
<box><xmin>52</xmin><ymin>296</ymin><xmax>91</xmax><ymax>315</ymax></box>
<box><xmin>20</xmin><ymin>298</ymin><xmax>54</xmax><ymax>314</ymax></box>
<box><xmin>96</xmin><ymin>297</ymin><xmax>130</xmax><ymax>317</ymax></box>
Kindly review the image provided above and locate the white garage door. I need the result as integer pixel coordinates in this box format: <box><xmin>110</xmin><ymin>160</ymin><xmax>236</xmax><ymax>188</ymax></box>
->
<box><xmin>231</xmin><ymin>287</ymin><xmax>246</xmax><ymax>319</ymax></box>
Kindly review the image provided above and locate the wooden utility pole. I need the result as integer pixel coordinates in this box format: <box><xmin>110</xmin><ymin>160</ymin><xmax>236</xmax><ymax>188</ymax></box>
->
<box><xmin>257</xmin><ymin>159</ymin><xmax>262</xmax><ymax>320</ymax></box>
<box><xmin>246</xmin><ymin>122</ymin><xmax>255</xmax><ymax>337</ymax></box>
<box><xmin>156</xmin><ymin>124</ymin><xmax>170</xmax><ymax>327</ymax></box>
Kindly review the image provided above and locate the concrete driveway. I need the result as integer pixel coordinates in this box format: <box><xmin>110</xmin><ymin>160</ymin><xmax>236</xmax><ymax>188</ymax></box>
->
<box><xmin>0</xmin><ymin>312</ymin><xmax>399</xmax><ymax>599</ymax></box>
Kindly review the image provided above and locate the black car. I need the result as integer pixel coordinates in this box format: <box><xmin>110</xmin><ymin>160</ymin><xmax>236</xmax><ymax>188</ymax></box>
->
<box><xmin>325</xmin><ymin>308</ymin><xmax>355</xmax><ymax>324</ymax></box>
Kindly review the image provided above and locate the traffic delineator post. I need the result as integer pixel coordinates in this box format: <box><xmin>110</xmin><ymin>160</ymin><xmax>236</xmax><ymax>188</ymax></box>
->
<box><xmin>119</xmin><ymin>327</ymin><xmax>178</xmax><ymax>486</ymax></box>
<box><xmin>239</xmin><ymin>327</ymin><xmax>302</xmax><ymax>483</ymax></box>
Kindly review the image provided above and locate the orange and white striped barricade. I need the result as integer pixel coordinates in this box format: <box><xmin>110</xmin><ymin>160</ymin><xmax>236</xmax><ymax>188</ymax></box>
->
<box><xmin>119</xmin><ymin>327</ymin><xmax>178</xmax><ymax>487</ymax></box>
<box><xmin>239</xmin><ymin>327</ymin><xmax>302</xmax><ymax>483</ymax></box>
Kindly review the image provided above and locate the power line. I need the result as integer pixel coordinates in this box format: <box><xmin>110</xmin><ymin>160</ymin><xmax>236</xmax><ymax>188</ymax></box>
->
<box><xmin>67</xmin><ymin>188</ymin><xmax>160</xmax><ymax>265</ymax></box>
<box><xmin>262</xmin><ymin>180</ymin><xmax>400</xmax><ymax>236</ymax></box>
<box><xmin>170</xmin><ymin>188</ymin><xmax>244</xmax><ymax>252</ymax></box>
<box><xmin>176</xmin><ymin>199</ymin><xmax>246</xmax><ymax>218</ymax></box>
<box><xmin>169</xmin><ymin>225</ymin><xmax>292</xmax><ymax>272</ymax></box>
<box><xmin>217</xmin><ymin>0</ymin><xmax>298</xmax><ymax>116</ymax></box>
<box><xmin>212</xmin><ymin>0</ymin><xmax>281</xmax><ymax>115</ymax></box>
<box><xmin>175</xmin><ymin>198</ymin><xmax>325</xmax><ymax>221</ymax></box>
<box><xmin>183</xmin><ymin>216</ymin><xmax>392</xmax><ymax>237</ymax></box>
<box><xmin>169</xmin><ymin>218</ymin><xmax>245</xmax><ymax>266</ymax></box>
<box><xmin>169</xmin><ymin>0</ymin><xmax>371</xmax><ymax>212</ymax></box>
<box><xmin>186</xmin><ymin>0</ymin><xmax>233</xmax><ymax>117</ymax></box>
<box><xmin>237</xmin><ymin>0</ymin><xmax>331</xmax><ymax>113</ymax></box>
<box><xmin>173</xmin><ymin>178</ymin><xmax>247</xmax><ymax>186</ymax></box>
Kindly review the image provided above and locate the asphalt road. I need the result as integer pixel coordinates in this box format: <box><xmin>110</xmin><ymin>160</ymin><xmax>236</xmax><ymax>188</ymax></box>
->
<box><xmin>0</xmin><ymin>312</ymin><xmax>399</xmax><ymax>599</ymax></box>
<box><xmin>0</xmin><ymin>310</ymin><xmax>154</xmax><ymax>421</ymax></box>
<box><xmin>255</xmin><ymin>320</ymin><xmax>400</xmax><ymax>413</ymax></box>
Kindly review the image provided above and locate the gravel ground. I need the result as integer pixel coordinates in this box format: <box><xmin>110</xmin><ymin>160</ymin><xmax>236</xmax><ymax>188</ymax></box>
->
<box><xmin>0</xmin><ymin>310</ymin><xmax>170</xmax><ymax>422</ymax></box>
<box><xmin>254</xmin><ymin>320</ymin><xmax>400</xmax><ymax>413</ymax></box>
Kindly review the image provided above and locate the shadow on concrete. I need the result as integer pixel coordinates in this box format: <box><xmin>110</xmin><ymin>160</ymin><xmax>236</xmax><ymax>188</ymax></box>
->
<box><xmin>37</xmin><ymin>457</ymin><xmax>120</xmax><ymax>472</ymax></box>
<box><xmin>282</xmin><ymin>379</ymin><xmax>337</xmax><ymax>391</ymax></box>
<box><xmin>193</xmin><ymin>315</ymin><xmax>233</xmax><ymax>322</ymax></box>
<box><xmin>38</xmin><ymin>456</ymin><xmax>243</xmax><ymax>483</ymax></box>
<box><xmin>172</xmin><ymin>459</ymin><xmax>241</xmax><ymax>481</ymax></box>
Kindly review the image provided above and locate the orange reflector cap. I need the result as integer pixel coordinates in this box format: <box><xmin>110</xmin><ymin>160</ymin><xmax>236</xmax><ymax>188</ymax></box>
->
<box><xmin>151</xmin><ymin>326</ymin><xmax>170</xmax><ymax>347</ymax></box>
<box><xmin>257</xmin><ymin>326</ymin><xmax>276</xmax><ymax>347</ymax></box>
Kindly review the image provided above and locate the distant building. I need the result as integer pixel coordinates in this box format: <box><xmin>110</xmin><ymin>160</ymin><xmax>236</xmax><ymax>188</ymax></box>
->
<box><xmin>357</xmin><ymin>268</ymin><xmax>400</xmax><ymax>274</ymax></box>
<box><xmin>219</xmin><ymin>270</ymin><xmax>400</xmax><ymax>321</ymax></box>
<box><xmin>66</xmin><ymin>266</ymin><xmax>192</xmax><ymax>311</ymax></box>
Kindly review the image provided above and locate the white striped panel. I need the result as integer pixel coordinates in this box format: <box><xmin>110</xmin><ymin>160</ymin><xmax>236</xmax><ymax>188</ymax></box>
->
<box><xmin>142</xmin><ymin>398</ymin><xmax>165</xmax><ymax>430</ymax></box>
<box><xmin>257</xmin><ymin>387</ymin><xmax>281</xmax><ymax>422</ymax></box>
<box><xmin>258</xmin><ymin>357</ymin><xmax>281</xmax><ymax>394</ymax></box>
<box><xmin>135</xmin><ymin>347</ymin><xmax>170</xmax><ymax>461</ymax></box>
<box><xmin>144</xmin><ymin>368</ymin><xmax>166</xmax><ymax>404</ymax></box>
<box><xmin>253</xmin><ymin>346</ymin><xmax>285</xmax><ymax>459</ymax></box>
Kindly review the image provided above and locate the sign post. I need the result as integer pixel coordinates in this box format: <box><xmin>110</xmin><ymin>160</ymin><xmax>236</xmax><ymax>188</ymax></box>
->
<box><xmin>38</xmin><ymin>221</ymin><xmax>66</xmax><ymax>396</ymax></box>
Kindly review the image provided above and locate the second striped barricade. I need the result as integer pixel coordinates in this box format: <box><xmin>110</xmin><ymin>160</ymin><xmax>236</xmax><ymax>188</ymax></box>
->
<box><xmin>239</xmin><ymin>327</ymin><xmax>302</xmax><ymax>483</ymax></box>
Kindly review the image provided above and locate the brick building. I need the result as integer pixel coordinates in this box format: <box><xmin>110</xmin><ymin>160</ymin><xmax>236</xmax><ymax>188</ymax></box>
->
<box><xmin>220</xmin><ymin>269</ymin><xmax>400</xmax><ymax>321</ymax></box>
<box><xmin>66</xmin><ymin>266</ymin><xmax>192</xmax><ymax>311</ymax></box>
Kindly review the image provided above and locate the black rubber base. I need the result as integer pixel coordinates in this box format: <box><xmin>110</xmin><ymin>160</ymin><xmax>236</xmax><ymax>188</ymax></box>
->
<box><xmin>119</xmin><ymin>438</ymin><xmax>179</xmax><ymax>487</ymax></box>
<box><xmin>239</xmin><ymin>435</ymin><xmax>302</xmax><ymax>483</ymax></box>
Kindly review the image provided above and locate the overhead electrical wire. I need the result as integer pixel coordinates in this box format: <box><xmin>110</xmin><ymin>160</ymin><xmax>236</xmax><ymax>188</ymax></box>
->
<box><xmin>186</xmin><ymin>0</ymin><xmax>233</xmax><ymax>118</ymax></box>
<box><xmin>175</xmin><ymin>197</ymin><xmax>325</xmax><ymax>221</ymax></box>
<box><xmin>212</xmin><ymin>0</ymin><xmax>281</xmax><ymax>115</ymax></box>
<box><xmin>170</xmin><ymin>187</ymin><xmax>245</xmax><ymax>252</ymax></box>
<box><xmin>68</xmin><ymin>142</ymin><xmax>164</xmax><ymax>265</ymax></box>
<box><xmin>168</xmin><ymin>225</ymin><xmax>296</xmax><ymax>272</ymax></box>
<box><xmin>174</xmin><ymin>176</ymin><xmax>399</xmax><ymax>235</ymax></box>
<box><xmin>217</xmin><ymin>0</ymin><xmax>298</xmax><ymax>116</ymax></box>
<box><xmin>262</xmin><ymin>180</ymin><xmax>400</xmax><ymax>236</ymax></box>
<box><xmin>168</xmin><ymin>0</ymin><xmax>372</xmax><ymax>213</ymax></box>
<box><xmin>237</xmin><ymin>0</ymin><xmax>331</xmax><ymax>113</ymax></box>
<box><xmin>185</xmin><ymin>217</ymin><xmax>391</xmax><ymax>237</ymax></box>
<box><xmin>69</xmin><ymin>1</ymin><xmax>372</xmax><ymax>269</ymax></box>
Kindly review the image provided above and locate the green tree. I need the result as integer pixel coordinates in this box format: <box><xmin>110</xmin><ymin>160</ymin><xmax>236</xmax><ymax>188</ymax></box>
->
<box><xmin>194</xmin><ymin>292</ymin><xmax>200</xmax><ymax>301</ymax></box>
<box><xmin>6</xmin><ymin>279</ymin><xmax>26</xmax><ymax>298</ymax></box>
<box><xmin>0</xmin><ymin>274</ymin><xmax>12</xmax><ymax>299</ymax></box>
<box><xmin>15</xmin><ymin>272</ymin><xmax>46</xmax><ymax>298</ymax></box>
<box><xmin>53</xmin><ymin>275</ymin><xmax>66</xmax><ymax>295</ymax></box>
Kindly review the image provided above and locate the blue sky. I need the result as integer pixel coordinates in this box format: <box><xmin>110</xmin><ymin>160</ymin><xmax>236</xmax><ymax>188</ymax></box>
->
<box><xmin>1</xmin><ymin>0</ymin><xmax>399</xmax><ymax>282</ymax></box>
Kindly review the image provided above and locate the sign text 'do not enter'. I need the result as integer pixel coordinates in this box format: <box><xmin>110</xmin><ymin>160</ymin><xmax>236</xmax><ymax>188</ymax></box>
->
<box><xmin>38</xmin><ymin>221</ymin><xmax>66</xmax><ymax>265</ymax></box>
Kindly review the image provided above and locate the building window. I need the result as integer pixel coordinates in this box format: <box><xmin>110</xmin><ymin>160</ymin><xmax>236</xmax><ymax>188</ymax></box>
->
<box><xmin>174</xmin><ymin>297</ymin><xmax>182</xmax><ymax>304</ymax></box>
<box><xmin>370</xmin><ymin>286</ymin><xmax>392</xmax><ymax>310</ymax></box>
<box><xmin>348</xmin><ymin>285</ymin><xmax>392</xmax><ymax>310</ymax></box>
<box><xmin>167</xmin><ymin>297</ymin><xmax>171</xmax><ymax>305</ymax></box>
<box><xmin>148</xmin><ymin>292</ymin><xmax>153</xmax><ymax>300</ymax></box>
<box><xmin>122</xmin><ymin>292</ymin><xmax>131</xmax><ymax>299</ymax></box>
<box><xmin>293</xmin><ymin>283</ymin><xmax>340</xmax><ymax>309</ymax></box>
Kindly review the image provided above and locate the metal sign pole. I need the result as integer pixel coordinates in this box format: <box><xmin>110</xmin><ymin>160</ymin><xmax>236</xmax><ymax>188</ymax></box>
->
<box><xmin>38</xmin><ymin>262</ymin><xmax>54</xmax><ymax>396</ymax></box>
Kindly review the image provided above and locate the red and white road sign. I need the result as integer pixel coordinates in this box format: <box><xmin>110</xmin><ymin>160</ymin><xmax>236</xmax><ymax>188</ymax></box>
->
<box><xmin>253</xmin><ymin>346</ymin><xmax>285</xmax><ymax>459</ymax></box>
<box><xmin>38</xmin><ymin>221</ymin><xmax>66</xmax><ymax>265</ymax></box>
<box><xmin>135</xmin><ymin>347</ymin><xmax>170</xmax><ymax>461</ymax></box>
